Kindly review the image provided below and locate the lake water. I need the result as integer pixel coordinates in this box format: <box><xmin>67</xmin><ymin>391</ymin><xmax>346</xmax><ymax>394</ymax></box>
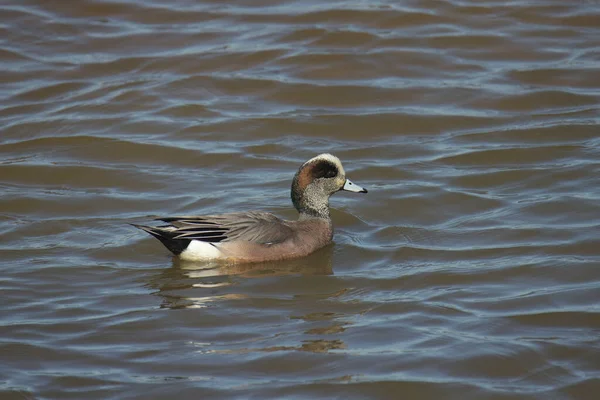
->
<box><xmin>1</xmin><ymin>0</ymin><xmax>599</xmax><ymax>399</ymax></box>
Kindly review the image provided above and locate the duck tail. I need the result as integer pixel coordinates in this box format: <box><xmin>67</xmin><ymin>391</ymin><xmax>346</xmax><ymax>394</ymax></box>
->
<box><xmin>131</xmin><ymin>224</ymin><xmax>190</xmax><ymax>256</ymax></box>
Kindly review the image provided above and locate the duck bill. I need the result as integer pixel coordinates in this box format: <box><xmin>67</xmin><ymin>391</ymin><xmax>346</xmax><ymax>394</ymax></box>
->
<box><xmin>342</xmin><ymin>179</ymin><xmax>368</xmax><ymax>193</ymax></box>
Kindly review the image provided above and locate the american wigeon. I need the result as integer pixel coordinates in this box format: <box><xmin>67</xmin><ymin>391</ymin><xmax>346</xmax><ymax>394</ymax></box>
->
<box><xmin>133</xmin><ymin>153</ymin><xmax>367</xmax><ymax>263</ymax></box>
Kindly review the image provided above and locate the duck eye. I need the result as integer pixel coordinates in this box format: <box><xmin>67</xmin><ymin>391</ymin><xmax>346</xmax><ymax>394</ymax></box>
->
<box><xmin>318</xmin><ymin>165</ymin><xmax>338</xmax><ymax>179</ymax></box>
<box><xmin>311</xmin><ymin>161</ymin><xmax>339</xmax><ymax>180</ymax></box>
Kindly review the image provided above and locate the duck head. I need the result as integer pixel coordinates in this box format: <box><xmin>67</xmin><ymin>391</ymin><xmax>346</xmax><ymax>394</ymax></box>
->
<box><xmin>291</xmin><ymin>153</ymin><xmax>367</xmax><ymax>219</ymax></box>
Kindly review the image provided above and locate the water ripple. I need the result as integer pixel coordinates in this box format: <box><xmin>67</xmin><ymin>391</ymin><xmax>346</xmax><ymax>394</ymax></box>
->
<box><xmin>1</xmin><ymin>0</ymin><xmax>600</xmax><ymax>399</ymax></box>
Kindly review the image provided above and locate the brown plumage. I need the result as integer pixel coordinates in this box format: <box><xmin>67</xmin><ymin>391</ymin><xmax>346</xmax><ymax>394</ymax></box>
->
<box><xmin>133</xmin><ymin>154</ymin><xmax>367</xmax><ymax>263</ymax></box>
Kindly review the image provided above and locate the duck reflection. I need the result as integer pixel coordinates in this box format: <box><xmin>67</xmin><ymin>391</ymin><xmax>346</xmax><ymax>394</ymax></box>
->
<box><xmin>176</xmin><ymin>244</ymin><xmax>335</xmax><ymax>279</ymax></box>
<box><xmin>145</xmin><ymin>245</ymin><xmax>353</xmax><ymax>353</ymax></box>
<box><xmin>146</xmin><ymin>245</ymin><xmax>334</xmax><ymax>309</ymax></box>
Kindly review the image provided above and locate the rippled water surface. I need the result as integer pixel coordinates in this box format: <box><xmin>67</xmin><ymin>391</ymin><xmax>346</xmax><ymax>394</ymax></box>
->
<box><xmin>2</xmin><ymin>0</ymin><xmax>600</xmax><ymax>399</ymax></box>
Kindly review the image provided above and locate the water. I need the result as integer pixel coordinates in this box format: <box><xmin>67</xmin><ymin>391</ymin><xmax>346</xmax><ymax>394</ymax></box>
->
<box><xmin>1</xmin><ymin>0</ymin><xmax>599</xmax><ymax>399</ymax></box>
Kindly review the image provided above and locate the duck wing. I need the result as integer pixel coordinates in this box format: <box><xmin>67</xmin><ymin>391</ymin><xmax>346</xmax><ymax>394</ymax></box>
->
<box><xmin>156</xmin><ymin>211</ymin><xmax>294</xmax><ymax>245</ymax></box>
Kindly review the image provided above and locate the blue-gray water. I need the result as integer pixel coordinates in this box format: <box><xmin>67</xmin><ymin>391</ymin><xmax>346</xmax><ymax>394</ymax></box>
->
<box><xmin>1</xmin><ymin>0</ymin><xmax>599</xmax><ymax>399</ymax></box>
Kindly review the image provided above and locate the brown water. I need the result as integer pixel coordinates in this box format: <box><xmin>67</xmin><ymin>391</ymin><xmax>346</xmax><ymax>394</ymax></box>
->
<box><xmin>1</xmin><ymin>0</ymin><xmax>600</xmax><ymax>399</ymax></box>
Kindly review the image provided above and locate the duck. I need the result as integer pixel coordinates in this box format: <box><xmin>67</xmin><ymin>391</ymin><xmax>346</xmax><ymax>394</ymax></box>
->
<box><xmin>132</xmin><ymin>153</ymin><xmax>367</xmax><ymax>263</ymax></box>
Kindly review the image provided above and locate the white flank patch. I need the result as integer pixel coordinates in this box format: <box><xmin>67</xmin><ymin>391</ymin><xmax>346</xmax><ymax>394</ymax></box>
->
<box><xmin>180</xmin><ymin>240</ymin><xmax>223</xmax><ymax>261</ymax></box>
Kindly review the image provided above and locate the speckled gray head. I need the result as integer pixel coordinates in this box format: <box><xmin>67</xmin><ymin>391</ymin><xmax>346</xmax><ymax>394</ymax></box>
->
<box><xmin>291</xmin><ymin>154</ymin><xmax>367</xmax><ymax>219</ymax></box>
